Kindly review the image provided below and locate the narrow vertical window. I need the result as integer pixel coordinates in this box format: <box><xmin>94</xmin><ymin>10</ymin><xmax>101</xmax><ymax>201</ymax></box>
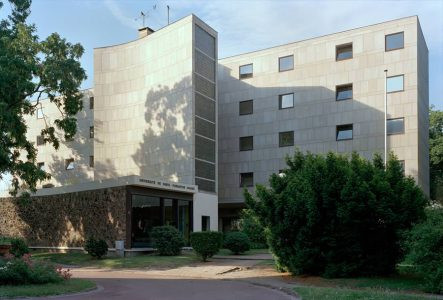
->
<box><xmin>90</xmin><ymin>126</ymin><xmax>94</xmax><ymax>138</ymax></box>
<box><xmin>89</xmin><ymin>97</ymin><xmax>94</xmax><ymax>109</ymax></box>
<box><xmin>89</xmin><ymin>155</ymin><xmax>94</xmax><ymax>168</ymax></box>
<box><xmin>36</xmin><ymin>108</ymin><xmax>44</xmax><ymax>119</ymax></box>
<box><xmin>202</xmin><ymin>216</ymin><xmax>210</xmax><ymax>231</ymax></box>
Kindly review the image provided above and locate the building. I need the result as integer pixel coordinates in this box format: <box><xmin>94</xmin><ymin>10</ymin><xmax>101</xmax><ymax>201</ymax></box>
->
<box><xmin>0</xmin><ymin>15</ymin><xmax>429</xmax><ymax>248</ymax></box>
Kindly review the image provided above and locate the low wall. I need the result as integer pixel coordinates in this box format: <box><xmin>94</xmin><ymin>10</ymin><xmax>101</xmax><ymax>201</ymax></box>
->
<box><xmin>0</xmin><ymin>186</ymin><xmax>126</xmax><ymax>247</ymax></box>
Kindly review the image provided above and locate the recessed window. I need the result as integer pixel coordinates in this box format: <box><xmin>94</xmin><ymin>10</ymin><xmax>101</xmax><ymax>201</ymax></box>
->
<box><xmin>336</xmin><ymin>43</ymin><xmax>353</xmax><ymax>61</ymax></box>
<box><xmin>336</xmin><ymin>124</ymin><xmax>353</xmax><ymax>140</ymax></box>
<box><xmin>89</xmin><ymin>97</ymin><xmax>94</xmax><ymax>109</ymax></box>
<box><xmin>37</xmin><ymin>162</ymin><xmax>45</xmax><ymax>171</ymax></box>
<box><xmin>65</xmin><ymin>158</ymin><xmax>75</xmax><ymax>170</ymax></box>
<box><xmin>399</xmin><ymin>160</ymin><xmax>405</xmax><ymax>175</ymax></box>
<box><xmin>239</xmin><ymin>64</ymin><xmax>253</xmax><ymax>79</ymax></box>
<box><xmin>385</xmin><ymin>32</ymin><xmax>404</xmax><ymax>51</ymax></box>
<box><xmin>387</xmin><ymin>75</ymin><xmax>404</xmax><ymax>93</ymax></box>
<box><xmin>240</xmin><ymin>172</ymin><xmax>254</xmax><ymax>187</ymax></box>
<box><xmin>239</xmin><ymin>100</ymin><xmax>253</xmax><ymax>115</ymax></box>
<box><xmin>89</xmin><ymin>126</ymin><xmax>94</xmax><ymax>138</ymax></box>
<box><xmin>279</xmin><ymin>131</ymin><xmax>294</xmax><ymax>147</ymax></box>
<box><xmin>36</xmin><ymin>108</ymin><xmax>44</xmax><ymax>119</ymax></box>
<box><xmin>202</xmin><ymin>216</ymin><xmax>210</xmax><ymax>231</ymax></box>
<box><xmin>279</xmin><ymin>93</ymin><xmax>294</xmax><ymax>109</ymax></box>
<box><xmin>239</xmin><ymin>136</ymin><xmax>253</xmax><ymax>151</ymax></box>
<box><xmin>279</xmin><ymin>55</ymin><xmax>294</xmax><ymax>72</ymax></box>
<box><xmin>89</xmin><ymin>155</ymin><xmax>94</xmax><ymax>168</ymax></box>
<box><xmin>387</xmin><ymin>118</ymin><xmax>405</xmax><ymax>135</ymax></box>
<box><xmin>36</xmin><ymin>135</ymin><xmax>44</xmax><ymax>146</ymax></box>
<box><xmin>336</xmin><ymin>84</ymin><xmax>353</xmax><ymax>101</ymax></box>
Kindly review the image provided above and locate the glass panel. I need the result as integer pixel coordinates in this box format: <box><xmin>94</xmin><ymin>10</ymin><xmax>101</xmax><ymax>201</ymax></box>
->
<box><xmin>195</xmin><ymin>25</ymin><xmax>215</xmax><ymax>58</ymax></box>
<box><xmin>386</xmin><ymin>32</ymin><xmax>404</xmax><ymax>51</ymax></box>
<box><xmin>279</xmin><ymin>55</ymin><xmax>294</xmax><ymax>72</ymax></box>
<box><xmin>387</xmin><ymin>75</ymin><xmax>404</xmax><ymax>93</ymax></box>
<box><xmin>387</xmin><ymin>118</ymin><xmax>404</xmax><ymax>135</ymax></box>
<box><xmin>65</xmin><ymin>159</ymin><xmax>75</xmax><ymax>170</ymax></box>
<box><xmin>195</xmin><ymin>177</ymin><xmax>216</xmax><ymax>192</ymax></box>
<box><xmin>195</xmin><ymin>135</ymin><xmax>215</xmax><ymax>162</ymax></box>
<box><xmin>178</xmin><ymin>200</ymin><xmax>190</xmax><ymax>244</ymax></box>
<box><xmin>195</xmin><ymin>93</ymin><xmax>215</xmax><ymax>122</ymax></box>
<box><xmin>202</xmin><ymin>216</ymin><xmax>210</xmax><ymax>231</ymax></box>
<box><xmin>195</xmin><ymin>159</ymin><xmax>216</xmax><ymax>180</ymax></box>
<box><xmin>336</xmin><ymin>85</ymin><xmax>353</xmax><ymax>100</ymax></box>
<box><xmin>195</xmin><ymin>117</ymin><xmax>215</xmax><ymax>139</ymax></box>
<box><xmin>164</xmin><ymin>199</ymin><xmax>176</xmax><ymax>227</ymax></box>
<box><xmin>279</xmin><ymin>93</ymin><xmax>294</xmax><ymax>109</ymax></box>
<box><xmin>239</xmin><ymin>100</ymin><xmax>253</xmax><ymax>115</ymax></box>
<box><xmin>336</xmin><ymin>44</ymin><xmax>352</xmax><ymax>60</ymax></box>
<box><xmin>336</xmin><ymin>125</ymin><xmax>353</xmax><ymax>140</ymax></box>
<box><xmin>279</xmin><ymin>131</ymin><xmax>294</xmax><ymax>147</ymax></box>
<box><xmin>131</xmin><ymin>195</ymin><xmax>161</xmax><ymax>247</ymax></box>
<box><xmin>240</xmin><ymin>172</ymin><xmax>253</xmax><ymax>187</ymax></box>
<box><xmin>240</xmin><ymin>136</ymin><xmax>253</xmax><ymax>151</ymax></box>
<box><xmin>239</xmin><ymin>64</ymin><xmax>253</xmax><ymax>79</ymax></box>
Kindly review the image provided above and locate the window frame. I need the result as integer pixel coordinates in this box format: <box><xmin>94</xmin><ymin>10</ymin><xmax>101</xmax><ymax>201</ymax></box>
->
<box><xmin>279</xmin><ymin>93</ymin><xmax>294</xmax><ymax>109</ymax></box>
<box><xmin>240</xmin><ymin>172</ymin><xmax>254</xmax><ymax>187</ymax></box>
<box><xmin>36</xmin><ymin>135</ymin><xmax>44</xmax><ymax>146</ymax></box>
<box><xmin>65</xmin><ymin>158</ymin><xmax>75</xmax><ymax>170</ymax></box>
<box><xmin>385</xmin><ymin>32</ymin><xmax>404</xmax><ymax>52</ymax></box>
<box><xmin>336</xmin><ymin>124</ymin><xmax>353</xmax><ymax>141</ymax></box>
<box><xmin>239</xmin><ymin>136</ymin><xmax>254</xmax><ymax>151</ymax></box>
<box><xmin>201</xmin><ymin>216</ymin><xmax>210</xmax><ymax>231</ymax></box>
<box><xmin>386</xmin><ymin>74</ymin><xmax>404</xmax><ymax>93</ymax></box>
<box><xmin>239</xmin><ymin>63</ymin><xmax>253</xmax><ymax>79</ymax></box>
<box><xmin>336</xmin><ymin>43</ymin><xmax>353</xmax><ymax>61</ymax></box>
<box><xmin>90</xmin><ymin>126</ymin><xmax>94</xmax><ymax>139</ymax></box>
<box><xmin>89</xmin><ymin>97</ymin><xmax>94</xmax><ymax>109</ymax></box>
<box><xmin>387</xmin><ymin>117</ymin><xmax>405</xmax><ymax>135</ymax></box>
<box><xmin>239</xmin><ymin>99</ymin><xmax>253</xmax><ymax>115</ymax></box>
<box><xmin>37</xmin><ymin>162</ymin><xmax>45</xmax><ymax>171</ymax></box>
<box><xmin>335</xmin><ymin>84</ymin><xmax>353</xmax><ymax>101</ymax></box>
<box><xmin>278</xmin><ymin>55</ymin><xmax>294</xmax><ymax>72</ymax></box>
<box><xmin>89</xmin><ymin>155</ymin><xmax>94</xmax><ymax>168</ymax></box>
<box><xmin>279</xmin><ymin>131</ymin><xmax>294</xmax><ymax>147</ymax></box>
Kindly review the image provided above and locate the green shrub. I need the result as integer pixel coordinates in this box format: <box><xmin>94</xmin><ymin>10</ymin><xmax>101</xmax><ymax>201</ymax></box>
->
<box><xmin>10</xmin><ymin>238</ymin><xmax>29</xmax><ymax>258</ymax></box>
<box><xmin>84</xmin><ymin>238</ymin><xmax>108</xmax><ymax>259</ymax></box>
<box><xmin>245</xmin><ymin>151</ymin><xmax>428</xmax><ymax>277</ymax></box>
<box><xmin>151</xmin><ymin>226</ymin><xmax>184</xmax><ymax>256</ymax></box>
<box><xmin>405</xmin><ymin>208</ymin><xmax>443</xmax><ymax>294</ymax></box>
<box><xmin>190</xmin><ymin>231</ymin><xmax>223</xmax><ymax>262</ymax></box>
<box><xmin>224</xmin><ymin>231</ymin><xmax>251</xmax><ymax>254</ymax></box>
<box><xmin>0</xmin><ymin>236</ymin><xmax>12</xmax><ymax>245</ymax></box>
<box><xmin>238</xmin><ymin>209</ymin><xmax>267</xmax><ymax>249</ymax></box>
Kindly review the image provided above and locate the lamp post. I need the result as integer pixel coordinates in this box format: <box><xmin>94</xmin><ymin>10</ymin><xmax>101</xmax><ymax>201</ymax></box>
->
<box><xmin>384</xmin><ymin>69</ymin><xmax>388</xmax><ymax>167</ymax></box>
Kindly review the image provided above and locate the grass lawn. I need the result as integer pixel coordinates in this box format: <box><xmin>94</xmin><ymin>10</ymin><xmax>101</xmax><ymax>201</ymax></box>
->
<box><xmin>216</xmin><ymin>248</ymin><xmax>270</xmax><ymax>256</ymax></box>
<box><xmin>0</xmin><ymin>279</ymin><xmax>95</xmax><ymax>298</ymax></box>
<box><xmin>31</xmin><ymin>250</ymin><xmax>199</xmax><ymax>269</ymax></box>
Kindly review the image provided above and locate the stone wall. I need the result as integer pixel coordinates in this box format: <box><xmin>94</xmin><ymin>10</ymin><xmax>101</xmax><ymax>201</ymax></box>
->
<box><xmin>0</xmin><ymin>186</ymin><xmax>126</xmax><ymax>247</ymax></box>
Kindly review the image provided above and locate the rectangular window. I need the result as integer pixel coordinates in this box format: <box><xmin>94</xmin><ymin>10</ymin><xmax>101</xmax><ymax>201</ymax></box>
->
<box><xmin>65</xmin><ymin>158</ymin><xmax>75</xmax><ymax>170</ymax></box>
<box><xmin>387</xmin><ymin>118</ymin><xmax>405</xmax><ymax>135</ymax></box>
<box><xmin>336</xmin><ymin>43</ymin><xmax>353</xmax><ymax>61</ymax></box>
<box><xmin>36</xmin><ymin>108</ymin><xmax>44</xmax><ymax>119</ymax></box>
<box><xmin>279</xmin><ymin>55</ymin><xmax>294</xmax><ymax>72</ymax></box>
<box><xmin>279</xmin><ymin>93</ymin><xmax>294</xmax><ymax>109</ymax></box>
<box><xmin>89</xmin><ymin>97</ymin><xmax>94</xmax><ymax>109</ymax></box>
<box><xmin>336</xmin><ymin>124</ymin><xmax>353</xmax><ymax>140</ymax></box>
<box><xmin>89</xmin><ymin>126</ymin><xmax>94</xmax><ymax>138</ymax></box>
<box><xmin>279</xmin><ymin>131</ymin><xmax>294</xmax><ymax>147</ymax></box>
<box><xmin>385</xmin><ymin>32</ymin><xmax>404</xmax><ymax>51</ymax></box>
<box><xmin>239</xmin><ymin>136</ymin><xmax>253</xmax><ymax>151</ymax></box>
<box><xmin>336</xmin><ymin>84</ymin><xmax>353</xmax><ymax>101</ymax></box>
<box><xmin>37</xmin><ymin>162</ymin><xmax>45</xmax><ymax>171</ymax></box>
<box><xmin>240</xmin><ymin>172</ymin><xmax>254</xmax><ymax>187</ymax></box>
<box><xmin>239</xmin><ymin>64</ymin><xmax>253</xmax><ymax>79</ymax></box>
<box><xmin>89</xmin><ymin>155</ymin><xmax>94</xmax><ymax>168</ymax></box>
<box><xmin>36</xmin><ymin>135</ymin><xmax>44</xmax><ymax>146</ymax></box>
<box><xmin>202</xmin><ymin>216</ymin><xmax>210</xmax><ymax>231</ymax></box>
<box><xmin>239</xmin><ymin>100</ymin><xmax>253</xmax><ymax>115</ymax></box>
<box><xmin>399</xmin><ymin>160</ymin><xmax>405</xmax><ymax>175</ymax></box>
<box><xmin>387</xmin><ymin>75</ymin><xmax>404</xmax><ymax>93</ymax></box>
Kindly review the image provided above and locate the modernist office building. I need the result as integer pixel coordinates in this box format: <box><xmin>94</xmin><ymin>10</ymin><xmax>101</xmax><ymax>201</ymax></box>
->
<box><xmin>0</xmin><ymin>15</ymin><xmax>429</xmax><ymax>247</ymax></box>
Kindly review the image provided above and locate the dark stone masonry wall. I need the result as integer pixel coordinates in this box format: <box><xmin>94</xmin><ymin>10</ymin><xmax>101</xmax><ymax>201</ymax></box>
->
<box><xmin>0</xmin><ymin>186</ymin><xmax>126</xmax><ymax>247</ymax></box>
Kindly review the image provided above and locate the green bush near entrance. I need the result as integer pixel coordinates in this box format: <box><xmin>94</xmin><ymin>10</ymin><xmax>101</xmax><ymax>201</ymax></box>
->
<box><xmin>84</xmin><ymin>238</ymin><xmax>108</xmax><ymax>259</ymax></box>
<box><xmin>190</xmin><ymin>231</ymin><xmax>223</xmax><ymax>262</ymax></box>
<box><xmin>151</xmin><ymin>226</ymin><xmax>184</xmax><ymax>256</ymax></box>
<box><xmin>223</xmin><ymin>231</ymin><xmax>251</xmax><ymax>254</ymax></box>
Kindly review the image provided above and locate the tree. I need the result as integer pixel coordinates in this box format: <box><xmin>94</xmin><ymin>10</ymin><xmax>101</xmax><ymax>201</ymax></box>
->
<box><xmin>430</xmin><ymin>105</ymin><xmax>443</xmax><ymax>202</ymax></box>
<box><xmin>0</xmin><ymin>0</ymin><xmax>86</xmax><ymax>195</ymax></box>
<box><xmin>245</xmin><ymin>151</ymin><xmax>428</xmax><ymax>277</ymax></box>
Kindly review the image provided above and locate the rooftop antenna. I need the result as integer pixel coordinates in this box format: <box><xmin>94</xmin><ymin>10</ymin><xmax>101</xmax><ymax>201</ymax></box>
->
<box><xmin>167</xmin><ymin>5</ymin><xmax>170</xmax><ymax>25</ymax></box>
<box><xmin>135</xmin><ymin>11</ymin><xmax>148</xmax><ymax>27</ymax></box>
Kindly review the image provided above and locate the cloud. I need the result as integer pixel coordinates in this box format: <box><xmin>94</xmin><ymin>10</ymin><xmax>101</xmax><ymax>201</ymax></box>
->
<box><xmin>104</xmin><ymin>0</ymin><xmax>139</xmax><ymax>30</ymax></box>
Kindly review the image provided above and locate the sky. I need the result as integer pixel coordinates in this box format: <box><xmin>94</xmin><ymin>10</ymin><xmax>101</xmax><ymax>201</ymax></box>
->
<box><xmin>0</xmin><ymin>0</ymin><xmax>442</xmax><ymax>109</ymax></box>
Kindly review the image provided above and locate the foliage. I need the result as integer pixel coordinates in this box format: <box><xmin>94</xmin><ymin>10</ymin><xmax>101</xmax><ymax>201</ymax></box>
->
<box><xmin>405</xmin><ymin>208</ymin><xmax>443</xmax><ymax>294</ymax></box>
<box><xmin>151</xmin><ymin>226</ymin><xmax>184</xmax><ymax>256</ymax></box>
<box><xmin>0</xmin><ymin>253</ymin><xmax>67</xmax><ymax>285</ymax></box>
<box><xmin>430</xmin><ymin>106</ymin><xmax>443</xmax><ymax>202</ymax></box>
<box><xmin>190</xmin><ymin>231</ymin><xmax>223</xmax><ymax>262</ymax></box>
<box><xmin>223</xmin><ymin>231</ymin><xmax>251</xmax><ymax>254</ymax></box>
<box><xmin>10</xmin><ymin>238</ymin><xmax>29</xmax><ymax>258</ymax></box>
<box><xmin>238</xmin><ymin>209</ymin><xmax>267</xmax><ymax>249</ymax></box>
<box><xmin>0</xmin><ymin>0</ymin><xmax>86</xmax><ymax>195</ymax></box>
<box><xmin>245</xmin><ymin>151</ymin><xmax>428</xmax><ymax>277</ymax></box>
<box><xmin>0</xmin><ymin>236</ymin><xmax>12</xmax><ymax>245</ymax></box>
<box><xmin>84</xmin><ymin>238</ymin><xmax>108</xmax><ymax>259</ymax></box>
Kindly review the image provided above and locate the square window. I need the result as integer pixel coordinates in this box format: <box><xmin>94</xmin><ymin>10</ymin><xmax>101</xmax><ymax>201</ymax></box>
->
<box><xmin>89</xmin><ymin>97</ymin><xmax>94</xmax><ymax>109</ymax></box>
<box><xmin>202</xmin><ymin>216</ymin><xmax>210</xmax><ymax>231</ymax></box>
<box><xmin>65</xmin><ymin>158</ymin><xmax>75</xmax><ymax>170</ymax></box>
<box><xmin>37</xmin><ymin>162</ymin><xmax>45</xmax><ymax>171</ymax></box>
<box><xmin>336</xmin><ymin>43</ymin><xmax>353</xmax><ymax>61</ymax></box>
<box><xmin>385</xmin><ymin>32</ymin><xmax>404</xmax><ymax>51</ymax></box>
<box><xmin>36</xmin><ymin>135</ymin><xmax>44</xmax><ymax>146</ymax></box>
<box><xmin>279</xmin><ymin>131</ymin><xmax>294</xmax><ymax>147</ymax></box>
<box><xmin>239</xmin><ymin>64</ymin><xmax>253</xmax><ymax>79</ymax></box>
<box><xmin>239</xmin><ymin>136</ymin><xmax>253</xmax><ymax>151</ymax></box>
<box><xmin>336</xmin><ymin>84</ymin><xmax>353</xmax><ymax>101</ymax></box>
<box><xmin>336</xmin><ymin>124</ymin><xmax>353</xmax><ymax>140</ymax></box>
<box><xmin>279</xmin><ymin>55</ymin><xmax>294</xmax><ymax>72</ymax></box>
<box><xmin>36</xmin><ymin>108</ymin><xmax>44</xmax><ymax>119</ymax></box>
<box><xmin>90</xmin><ymin>126</ymin><xmax>94</xmax><ymax>138</ymax></box>
<box><xmin>279</xmin><ymin>93</ymin><xmax>294</xmax><ymax>109</ymax></box>
<box><xmin>387</xmin><ymin>75</ymin><xmax>404</xmax><ymax>93</ymax></box>
<box><xmin>239</xmin><ymin>100</ymin><xmax>253</xmax><ymax>115</ymax></box>
<box><xmin>89</xmin><ymin>155</ymin><xmax>94</xmax><ymax>168</ymax></box>
<box><xmin>387</xmin><ymin>118</ymin><xmax>404</xmax><ymax>135</ymax></box>
<box><xmin>240</xmin><ymin>172</ymin><xmax>254</xmax><ymax>187</ymax></box>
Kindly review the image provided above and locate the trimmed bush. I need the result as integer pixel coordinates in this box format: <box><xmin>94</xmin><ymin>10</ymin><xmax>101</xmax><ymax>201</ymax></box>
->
<box><xmin>151</xmin><ymin>226</ymin><xmax>184</xmax><ymax>256</ymax></box>
<box><xmin>10</xmin><ymin>238</ymin><xmax>29</xmax><ymax>258</ymax></box>
<box><xmin>405</xmin><ymin>208</ymin><xmax>443</xmax><ymax>294</ymax></box>
<box><xmin>224</xmin><ymin>231</ymin><xmax>251</xmax><ymax>254</ymax></box>
<box><xmin>190</xmin><ymin>231</ymin><xmax>223</xmax><ymax>262</ymax></box>
<box><xmin>84</xmin><ymin>238</ymin><xmax>108</xmax><ymax>259</ymax></box>
<box><xmin>245</xmin><ymin>151</ymin><xmax>428</xmax><ymax>277</ymax></box>
<box><xmin>238</xmin><ymin>209</ymin><xmax>267</xmax><ymax>249</ymax></box>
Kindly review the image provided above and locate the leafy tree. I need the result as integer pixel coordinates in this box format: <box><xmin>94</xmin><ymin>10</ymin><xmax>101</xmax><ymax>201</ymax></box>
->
<box><xmin>430</xmin><ymin>105</ymin><xmax>443</xmax><ymax>202</ymax></box>
<box><xmin>245</xmin><ymin>151</ymin><xmax>428</xmax><ymax>277</ymax></box>
<box><xmin>238</xmin><ymin>208</ymin><xmax>267</xmax><ymax>249</ymax></box>
<box><xmin>0</xmin><ymin>0</ymin><xmax>86</xmax><ymax>195</ymax></box>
